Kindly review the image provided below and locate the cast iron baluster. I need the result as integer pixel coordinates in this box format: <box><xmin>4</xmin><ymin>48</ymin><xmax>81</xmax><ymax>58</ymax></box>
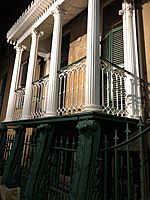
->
<box><xmin>54</xmin><ymin>136</ymin><xmax>59</xmax><ymax>187</ymax></box>
<box><xmin>71</xmin><ymin>70</ymin><xmax>75</xmax><ymax>113</ymax></box>
<box><xmin>0</xmin><ymin>125</ymin><xmax>7</xmax><ymax>176</ymax></box>
<box><xmin>58</xmin><ymin>75</ymin><xmax>63</xmax><ymax>115</ymax></box>
<box><xmin>22</xmin><ymin>135</ymin><xmax>28</xmax><ymax>168</ymax></box>
<box><xmin>63</xmin><ymin>137</ymin><xmax>69</xmax><ymax>190</ymax></box>
<box><xmin>114</xmin><ymin>129</ymin><xmax>119</xmax><ymax>200</ymax></box>
<box><xmin>67</xmin><ymin>72</ymin><xmax>71</xmax><ymax>113</ymax></box>
<box><xmin>70</xmin><ymin>137</ymin><xmax>76</xmax><ymax>179</ymax></box>
<box><xmin>81</xmin><ymin>65</ymin><xmax>85</xmax><ymax>108</ymax></box>
<box><xmin>76</xmin><ymin>67</ymin><xmax>79</xmax><ymax>109</ymax></box>
<box><xmin>62</xmin><ymin>72</ymin><xmax>67</xmax><ymax>114</ymax></box>
<box><xmin>125</xmin><ymin>123</ymin><xmax>131</xmax><ymax>200</ymax></box>
<box><xmin>104</xmin><ymin>134</ymin><xmax>108</xmax><ymax>200</ymax></box>
<box><xmin>138</xmin><ymin>117</ymin><xmax>145</xmax><ymax>199</ymax></box>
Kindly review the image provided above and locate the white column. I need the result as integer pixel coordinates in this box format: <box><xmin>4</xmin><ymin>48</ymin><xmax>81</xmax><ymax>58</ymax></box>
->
<box><xmin>84</xmin><ymin>0</ymin><xmax>100</xmax><ymax>111</ymax></box>
<box><xmin>120</xmin><ymin>2</ymin><xmax>141</xmax><ymax>118</ymax></box>
<box><xmin>22</xmin><ymin>30</ymin><xmax>43</xmax><ymax>119</ymax></box>
<box><xmin>4</xmin><ymin>45</ymin><xmax>25</xmax><ymax>121</ymax></box>
<box><xmin>44</xmin><ymin>7</ymin><xmax>62</xmax><ymax>116</ymax></box>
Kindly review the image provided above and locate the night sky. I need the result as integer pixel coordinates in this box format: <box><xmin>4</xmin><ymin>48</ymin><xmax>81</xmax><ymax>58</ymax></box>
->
<box><xmin>0</xmin><ymin>0</ymin><xmax>32</xmax><ymax>45</ymax></box>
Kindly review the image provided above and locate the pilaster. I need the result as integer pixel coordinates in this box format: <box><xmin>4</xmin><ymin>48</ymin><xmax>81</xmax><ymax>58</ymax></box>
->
<box><xmin>120</xmin><ymin>2</ymin><xmax>142</xmax><ymax>118</ymax></box>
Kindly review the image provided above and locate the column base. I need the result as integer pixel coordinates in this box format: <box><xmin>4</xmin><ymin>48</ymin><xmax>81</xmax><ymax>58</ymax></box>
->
<box><xmin>44</xmin><ymin>111</ymin><xmax>57</xmax><ymax>117</ymax></box>
<box><xmin>84</xmin><ymin>104</ymin><xmax>101</xmax><ymax>112</ymax></box>
<box><xmin>0</xmin><ymin>185</ymin><xmax>20</xmax><ymax>200</ymax></box>
<box><xmin>3</xmin><ymin>118</ymin><xmax>13</xmax><ymax>122</ymax></box>
<box><xmin>21</xmin><ymin>116</ymin><xmax>30</xmax><ymax>120</ymax></box>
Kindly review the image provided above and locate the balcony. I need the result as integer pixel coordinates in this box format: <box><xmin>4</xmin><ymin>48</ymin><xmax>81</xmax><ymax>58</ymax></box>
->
<box><xmin>12</xmin><ymin>57</ymin><xmax>144</xmax><ymax>121</ymax></box>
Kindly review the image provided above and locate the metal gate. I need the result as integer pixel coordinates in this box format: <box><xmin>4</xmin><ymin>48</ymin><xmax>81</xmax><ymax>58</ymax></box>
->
<box><xmin>102</xmin><ymin>119</ymin><xmax>150</xmax><ymax>200</ymax></box>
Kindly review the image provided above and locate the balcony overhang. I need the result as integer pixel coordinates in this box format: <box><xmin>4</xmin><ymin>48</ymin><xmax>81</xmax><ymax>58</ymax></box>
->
<box><xmin>7</xmin><ymin>0</ymin><xmax>87</xmax><ymax>48</ymax></box>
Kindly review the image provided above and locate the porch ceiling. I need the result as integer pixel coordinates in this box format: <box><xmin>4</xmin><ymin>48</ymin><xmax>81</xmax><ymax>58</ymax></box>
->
<box><xmin>6</xmin><ymin>0</ymin><xmax>87</xmax><ymax>50</ymax></box>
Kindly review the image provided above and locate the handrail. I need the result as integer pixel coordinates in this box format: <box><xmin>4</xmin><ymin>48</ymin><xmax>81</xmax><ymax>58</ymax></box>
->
<box><xmin>101</xmin><ymin>58</ymin><xmax>143</xmax><ymax>80</ymax></box>
<box><xmin>58</xmin><ymin>56</ymin><xmax>86</xmax><ymax>72</ymax></box>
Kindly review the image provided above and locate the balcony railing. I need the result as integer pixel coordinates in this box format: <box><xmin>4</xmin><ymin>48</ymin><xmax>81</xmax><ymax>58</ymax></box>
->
<box><xmin>13</xmin><ymin>87</ymin><xmax>25</xmax><ymax>120</ymax></box>
<box><xmin>57</xmin><ymin>57</ymin><xmax>86</xmax><ymax>115</ymax></box>
<box><xmin>57</xmin><ymin>58</ymin><xmax>142</xmax><ymax>118</ymax></box>
<box><xmin>12</xmin><ymin>57</ymin><xmax>143</xmax><ymax>120</ymax></box>
<box><xmin>30</xmin><ymin>75</ymin><xmax>49</xmax><ymax>118</ymax></box>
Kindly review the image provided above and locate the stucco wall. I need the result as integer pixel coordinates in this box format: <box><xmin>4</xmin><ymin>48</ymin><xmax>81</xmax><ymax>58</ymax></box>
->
<box><xmin>142</xmin><ymin>2</ymin><xmax>150</xmax><ymax>82</ymax></box>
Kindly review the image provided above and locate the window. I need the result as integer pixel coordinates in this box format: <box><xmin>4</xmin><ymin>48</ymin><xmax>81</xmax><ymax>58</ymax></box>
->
<box><xmin>39</xmin><ymin>57</ymin><xmax>46</xmax><ymax>79</ymax></box>
<box><xmin>61</xmin><ymin>32</ymin><xmax>70</xmax><ymax>68</ymax></box>
<box><xmin>102</xmin><ymin>1</ymin><xmax>123</xmax><ymax>66</ymax></box>
<box><xmin>0</xmin><ymin>74</ymin><xmax>7</xmax><ymax>113</ymax></box>
<box><xmin>102</xmin><ymin>25</ymin><xmax>124</xmax><ymax>66</ymax></box>
<box><xmin>18</xmin><ymin>60</ymin><xmax>28</xmax><ymax>88</ymax></box>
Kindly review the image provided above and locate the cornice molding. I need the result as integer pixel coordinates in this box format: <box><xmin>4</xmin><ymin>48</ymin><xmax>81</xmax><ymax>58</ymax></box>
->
<box><xmin>6</xmin><ymin>0</ymin><xmax>64</xmax><ymax>45</ymax></box>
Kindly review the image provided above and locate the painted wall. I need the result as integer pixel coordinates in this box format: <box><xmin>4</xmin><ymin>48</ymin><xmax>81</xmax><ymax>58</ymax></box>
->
<box><xmin>142</xmin><ymin>2</ymin><xmax>150</xmax><ymax>82</ymax></box>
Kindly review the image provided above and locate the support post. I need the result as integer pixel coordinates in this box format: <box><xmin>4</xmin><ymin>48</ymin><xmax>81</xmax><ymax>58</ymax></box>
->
<box><xmin>2</xmin><ymin>125</ymin><xmax>25</xmax><ymax>188</ymax></box>
<box><xmin>69</xmin><ymin>120</ymin><xmax>100</xmax><ymax>200</ymax></box>
<box><xmin>22</xmin><ymin>30</ymin><xmax>43</xmax><ymax>119</ymax></box>
<box><xmin>84</xmin><ymin>0</ymin><xmax>100</xmax><ymax>111</ymax></box>
<box><xmin>23</xmin><ymin>124</ymin><xmax>54</xmax><ymax>200</ymax></box>
<box><xmin>5</xmin><ymin>45</ymin><xmax>25</xmax><ymax>121</ymax></box>
<box><xmin>44</xmin><ymin>7</ymin><xmax>63</xmax><ymax>116</ymax></box>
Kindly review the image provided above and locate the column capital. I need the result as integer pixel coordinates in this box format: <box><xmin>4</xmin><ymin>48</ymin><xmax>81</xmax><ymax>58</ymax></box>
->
<box><xmin>126</xmin><ymin>3</ymin><xmax>133</xmax><ymax>16</ymax></box>
<box><xmin>31</xmin><ymin>29</ymin><xmax>44</xmax><ymax>38</ymax></box>
<box><xmin>52</xmin><ymin>6</ymin><xmax>67</xmax><ymax>18</ymax></box>
<box><xmin>14</xmin><ymin>44</ymin><xmax>26</xmax><ymax>52</ymax></box>
<box><xmin>119</xmin><ymin>2</ymin><xmax>133</xmax><ymax>16</ymax></box>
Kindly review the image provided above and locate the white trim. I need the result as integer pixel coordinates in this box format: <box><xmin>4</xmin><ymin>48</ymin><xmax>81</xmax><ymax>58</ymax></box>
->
<box><xmin>7</xmin><ymin>0</ymin><xmax>65</xmax><ymax>44</ymax></box>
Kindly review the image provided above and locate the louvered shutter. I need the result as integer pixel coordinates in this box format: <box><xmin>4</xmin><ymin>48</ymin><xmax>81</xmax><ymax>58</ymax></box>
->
<box><xmin>101</xmin><ymin>25</ymin><xmax>125</xmax><ymax>112</ymax></box>
<box><xmin>112</xmin><ymin>26</ymin><xmax>124</xmax><ymax>65</ymax></box>
<box><xmin>102</xmin><ymin>25</ymin><xmax>124</xmax><ymax>65</ymax></box>
<box><xmin>102</xmin><ymin>32</ymin><xmax>110</xmax><ymax>61</ymax></box>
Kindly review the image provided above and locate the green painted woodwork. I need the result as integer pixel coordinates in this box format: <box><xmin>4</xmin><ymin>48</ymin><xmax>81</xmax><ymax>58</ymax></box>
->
<box><xmin>2</xmin><ymin>125</ymin><xmax>25</xmax><ymax>188</ymax></box>
<box><xmin>102</xmin><ymin>25</ymin><xmax>124</xmax><ymax>65</ymax></box>
<box><xmin>23</xmin><ymin>124</ymin><xmax>54</xmax><ymax>200</ymax></box>
<box><xmin>69</xmin><ymin>120</ymin><xmax>100</xmax><ymax>200</ymax></box>
<box><xmin>0</xmin><ymin>125</ymin><xmax>7</xmax><ymax>176</ymax></box>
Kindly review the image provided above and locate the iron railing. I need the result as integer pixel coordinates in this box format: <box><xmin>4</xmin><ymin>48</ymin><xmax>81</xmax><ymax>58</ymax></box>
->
<box><xmin>57</xmin><ymin>57</ymin><xmax>86</xmax><ymax>115</ymax></box>
<box><xmin>48</xmin><ymin>135</ymin><xmax>77</xmax><ymax>200</ymax></box>
<box><xmin>13</xmin><ymin>87</ymin><xmax>25</xmax><ymax>120</ymax></box>
<box><xmin>12</xmin><ymin>58</ymin><xmax>144</xmax><ymax>120</ymax></box>
<box><xmin>58</xmin><ymin>58</ymin><xmax>142</xmax><ymax>118</ymax></box>
<box><xmin>31</xmin><ymin>75</ymin><xmax>49</xmax><ymax>118</ymax></box>
<box><xmin>0</xmin><ymin>117</ymin><xmax>150</xmax><ymax>199</ymax></box>
<box><xmin>90</xmin><ymin>119</ymin><xmax>150</xmax><ymax>200</ymax></box>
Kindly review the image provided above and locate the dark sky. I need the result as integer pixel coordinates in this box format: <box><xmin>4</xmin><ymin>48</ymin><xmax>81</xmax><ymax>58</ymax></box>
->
<box><xmin>0</xmin><ymin>0</ymin><xmax>32</xmax><ymax>43</ymax></box>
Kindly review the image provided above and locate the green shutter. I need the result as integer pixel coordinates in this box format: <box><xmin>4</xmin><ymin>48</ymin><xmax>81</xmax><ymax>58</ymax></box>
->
<box><xmin>112</xmin><ymin>26</ymin><xmax>124</xmax><ymax>65</ymax></box>
<box><xmin>102</xmin><ymin>25</ymin><xmax>124</xmax><ymax>65</ymax></box>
